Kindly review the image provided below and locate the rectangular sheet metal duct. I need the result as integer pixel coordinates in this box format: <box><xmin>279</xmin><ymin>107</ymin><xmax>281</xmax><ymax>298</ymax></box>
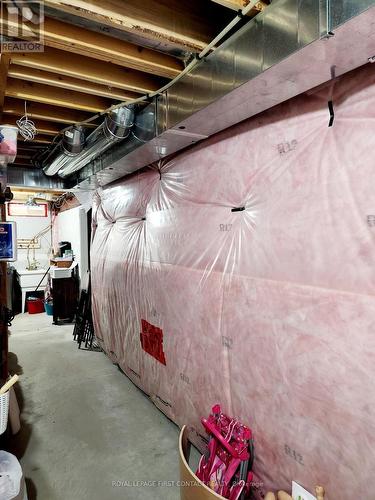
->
<box><xmin>8</xmin><ymin>166</ymin><xmax>67</xmax><ymax>190</ymax></box>
<box><xmin>50</xmin><ymin>0</ymin><xmax>375</xmax><ymax>190</ymax></box>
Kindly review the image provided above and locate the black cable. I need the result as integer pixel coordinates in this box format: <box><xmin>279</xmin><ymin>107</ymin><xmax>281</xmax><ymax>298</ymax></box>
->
<box><xmin>0</xmin><ymin>306</ymin><xmax>14</xmax><ymax>327</ymax></box>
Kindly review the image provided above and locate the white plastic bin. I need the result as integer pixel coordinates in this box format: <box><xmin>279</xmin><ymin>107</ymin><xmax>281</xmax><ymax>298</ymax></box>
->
<box><xmin>0</xmin><ymin>392</ymin><xmax>10</xmax><ymax>435</ymax></box>
<box><xmin>0</xmin><ymin>126</ymin><xmax>18</xmax><ymax>165</ymax></box>
<box><xmin>0</xmin><ymin>451</ymin><xmax>23</xmax><ymax>500</ymax></box>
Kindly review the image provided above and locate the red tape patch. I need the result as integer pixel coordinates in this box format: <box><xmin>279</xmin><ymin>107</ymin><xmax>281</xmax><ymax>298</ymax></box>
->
<box><xmin>140</xmin><ymin>319</ymin><xmax>166</xmax><ymax>365</ymax></box>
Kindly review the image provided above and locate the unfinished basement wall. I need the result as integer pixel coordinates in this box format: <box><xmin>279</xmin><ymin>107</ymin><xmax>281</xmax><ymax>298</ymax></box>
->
<box><xmin>53</xmin><ymin>206</ymin><xmax>89</xmax><ymax>289</ymax></box>
<box><xmin>7</xmin><ymin>202</ymin><xmax>51</xmax><ymax>271</ymax></box>
<box><xmin>90</xmin><ymin>63</ymin><xmax>375</xmax><ymax>499</ymax></box>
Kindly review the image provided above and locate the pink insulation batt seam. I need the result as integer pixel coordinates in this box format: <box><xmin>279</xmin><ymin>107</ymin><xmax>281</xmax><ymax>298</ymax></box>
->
<box><xmin>91</xmin><ymin>63</ymin><xmax>375</xmax><ymax>499</ymax></box>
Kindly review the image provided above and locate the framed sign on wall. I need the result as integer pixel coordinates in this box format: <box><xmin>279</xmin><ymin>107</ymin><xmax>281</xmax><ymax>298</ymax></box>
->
<box><xmin>0</xmin><ymin>222</ymin><xmax>17</xmax><ymax>262</ymax></box>
<box><xmin>7</xmin><ymin>202</ymin><xmax>48</xmax><ymax>217</ymax></box>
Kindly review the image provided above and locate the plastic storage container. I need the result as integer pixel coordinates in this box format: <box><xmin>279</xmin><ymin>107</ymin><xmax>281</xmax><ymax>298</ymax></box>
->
<box><xmin>26</xmin><ymin>297</ymin><xmax>45</xmax><ymax>314</ymax></box>
<box><xmin>50</xmin><ymin>261</ymin><xmax>77</xmax><ymax>279</ymax></box>
<box><xmin>0</xmin><ymin>392</ymin><xmax>9</xmax><ymax>435</ymax></box>
<box><xmin>0</xmin><ymin>126</ymin><xmax>18</xmax><ymax>165</ymax></box>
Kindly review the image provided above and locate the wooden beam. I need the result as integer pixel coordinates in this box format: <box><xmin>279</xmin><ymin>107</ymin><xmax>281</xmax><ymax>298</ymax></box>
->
<box><xmin>11</xmin><ymin>163</ymin><xmax>35</xmax><ymax>167</ymax></box>
<box><xmin>0</xmin><ymin>55</ymin><xmax>10</xmax><ymax>120</ymax></box>
<box><xmin>10</xmin><ymin>186</ymin><xmax>65</xmax><ymax>195</ymax></box>
<box><xmin>17</xmin><ymin>147</ymin><xmax>46</xmax><ymax>156</ymax></box>
<box><xmin>2</xmin><ymin>115</ymin><xmax>61</xmax><ymax>135</ymax></box>
<box><xmin>6</xmin><ymin>78</ymin><xmax>112</xmax><ymax>113</ymax></box>
<box><xmin>4</xmin><ymin>97</ymin><xmax>96</xmax><ymax>125</ymax></box>
<box><xmin>3</xmin><ymin>16</ymin><xmax>182</xmax><ymax>78</ymax></box>
<box><xmin>8</xmin><ymin>65</ymin><xmax>139</xmax><ymax>101</ymax></box>
<box><xmin>12</xmin><ymin>158</ymin><xmax>34</xmax><ymax>167</ymax></box>
<box><xmin>44</xmin><ymin>0</ymin><xmax>232</xmax><ymax>52</ymax></box>
<box><xmin>11</xmin><ymin>47</ymin><xmax>165</xmax><ymax>94</ymax></box>
<box><xmin>14</xmin><ymin>154</ymin><xmax>33</xmax><ymax>160</ymax></box>
<box><xmin>17</xmin><ymin>144</ymin><xmax>46</xmax><ymax>151</ymax></box>
<box><xmin>26</xmin><ymin>135</ymin><xmax>52</xmax><ymax>144</ymax></box>
<box><xmin>210</xmin><ymin>0</ymin><xmax>267</xmax><ymax>12</ymax></box>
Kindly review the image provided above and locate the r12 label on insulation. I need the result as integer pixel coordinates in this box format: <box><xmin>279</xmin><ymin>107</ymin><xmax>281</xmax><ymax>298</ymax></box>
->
<box><xmin>367</xmin><ymin>215</ymin><xmax>375</xmax><ymax>226</ymax></box>
<box><xmin>284</xmin><ymin>444</ymin><xmax>304</xmax><ymax>465</ymax></box>
<box><xmin>277</xmin><ymin>140</ymin><xmax>297</xmax><ymax>155</ymax></box>
<box><xmin>219</xmin><ymin>224</ymin><xmax>232</xmax><ymax>232</ymax></box>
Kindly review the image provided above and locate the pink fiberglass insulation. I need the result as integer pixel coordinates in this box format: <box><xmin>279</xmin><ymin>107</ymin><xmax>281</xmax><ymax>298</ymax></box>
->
<box><xmin>91</xmin><ymin>63</ymin><xmax>375</xmax><ymax>499</ymax></box>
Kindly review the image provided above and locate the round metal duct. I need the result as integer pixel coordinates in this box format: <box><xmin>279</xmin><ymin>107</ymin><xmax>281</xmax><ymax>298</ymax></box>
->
<box><xmin>62</xmin><ymin>127</ymin><xmax>85</xmax><ymax>156</ymax></box>
<box><xmin>104</xmin><ymin>106</ymin><xmax>135</xmax><ymax>140</ymax></box>
<box><xmin>132</xmin><ymin>109</ymin><xmax>155</xmax><ymax>143</ymax></box>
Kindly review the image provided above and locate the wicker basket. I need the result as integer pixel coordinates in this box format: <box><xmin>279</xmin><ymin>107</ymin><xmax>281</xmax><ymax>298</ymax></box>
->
<box><xmin>0</xmin><ymin>391</ymin><xmax>10</xmax><ymax>435</ymax></box>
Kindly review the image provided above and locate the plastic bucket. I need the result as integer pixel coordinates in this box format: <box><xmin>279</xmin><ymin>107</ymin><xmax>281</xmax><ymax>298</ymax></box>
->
<box><xmin>44</xmin><ymin>302</ymin><xmax>53</xmax><ymax>316</ymax></box>
<box><xmin>26</xmin><ymin>298</ymin><xmax>44</xmax><ymax>314</ymax></box>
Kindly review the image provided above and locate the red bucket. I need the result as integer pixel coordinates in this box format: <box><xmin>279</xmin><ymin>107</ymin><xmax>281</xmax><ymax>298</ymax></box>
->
<box><xmin>27</xmin><ymin>298</ymin><xmax>45</xmax><ymax>314</ymax></box>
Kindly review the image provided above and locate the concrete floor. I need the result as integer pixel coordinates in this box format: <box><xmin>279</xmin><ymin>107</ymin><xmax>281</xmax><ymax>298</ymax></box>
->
<box><xmin>4</xmin><ymin>313</ymin><xmax>182</xmax><ymax>500</ymax></box>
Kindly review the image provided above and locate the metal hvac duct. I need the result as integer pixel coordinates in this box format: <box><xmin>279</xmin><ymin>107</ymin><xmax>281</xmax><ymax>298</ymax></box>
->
<box><xmin>39</xmin><ymin>0</ymin><xmax>375</xmax><ymax>190</ymax></box>
<box><xmin>62</xmin><ymin>127</ymin><xmax>85</xmax><ymax>155</ymax></box>
<box><xmin>43</xmin><ymin>106</ymin><xmax>134</xmax><ymax>177</ymax></box>
<box><xmin>40</xmin><ymin>127</ymin><xmax>85</xmax><ymax>176</ymax></box>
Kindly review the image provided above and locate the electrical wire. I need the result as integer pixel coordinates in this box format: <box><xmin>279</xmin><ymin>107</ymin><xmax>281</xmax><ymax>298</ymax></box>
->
<box><xmin>16</xmin><ymin>101</ymin><xmax>37</xmax><ymax>141</ymax></box>
<box><xmin>51</xmin><ymin>192</ymin><xmax>76</xmax><ymax>211</ymax></box>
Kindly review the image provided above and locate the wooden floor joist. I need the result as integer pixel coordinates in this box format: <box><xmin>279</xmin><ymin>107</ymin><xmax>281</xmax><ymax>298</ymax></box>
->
<box><xmin>14</xmin><ymin>154</ymin><xmax>33</xmax><ymax>160</ymax></box>
<box><xmin>17</xmin><ymin>144</ymin><xmax>48</xmax><ymax>152</ymax></box>
<box><xmin>1</xmin><ymin>0</ymin><xmax>237</xmax><ymax>160</ymax></box>
<box><xmin>210</xmin><ymin>0</ymin><xmax>267</xmax><ymax>12</ymax></box>
<box><xmin>6</xmin><ymin>79</ymin><xmax>113</xmax><ymax>113</ymax></box>
<box><xmin>0</xmin><ymin>55</ymin><xmax>10</xmax><ymax>121</ymax></box>
<box><xmin>8</xmin><ymin>66</ymin><xmax>139</xmax><ymax>102</ymax></box>
<box><xmin>4</xmin><ymin>98</ymin><xmax>95</xmax><ymax>125</ymax></box>
<box><xmin>12</xmin><ymin>161</ymin><xmax>33</xmax><ymax>168</ymax></box>
<box><xmin>29</xmin><ymin>135</ymin><xmax>53</xmax><ymax>144</ymax></box>
<box><xmin>43</xmin><ymin>17</ymin><xmax>184</xmax><ymax>79</ymax></box>
<box><xmin>2</xmin><ymin>17</ymin><xmax>182</xmax><ymax>79</ymax></box>
<box><xmin>44</xmin><ymin>0</ymin><xmax>232</xmax><ymax>52</ymax></box>
<box><xmin>11</xmin><ymin>47</ymin><xmax>165</xmax><ymax>94</ymax></box>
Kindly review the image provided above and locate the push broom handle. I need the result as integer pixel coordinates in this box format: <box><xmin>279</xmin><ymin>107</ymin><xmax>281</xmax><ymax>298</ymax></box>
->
<box><xmin>0</xmin><ymin>374</ymin><xmax>19</xmax><ymax>394</ymax></box>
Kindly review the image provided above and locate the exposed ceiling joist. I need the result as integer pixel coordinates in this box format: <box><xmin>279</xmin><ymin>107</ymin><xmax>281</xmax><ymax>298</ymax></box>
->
<box><xmin>17</xmin><ymin>145</ymin><xmax>47</xmax><ymax>152</ymax></box>
<box><xmin>4</xmin><ymin>98</ymin><xmax>95</xmax><ymax>125</ymax></box>
<box><xmin>210</xmin><ymin>0</ymin><xmax>267</xmax><ymax>12</ymax></box>
<box><xmin>29</xmin><ymin>135</ymin><xmax>53</xmax><ymax>144</ymax></box>
<box><xmin>6</xmin><ymin>79</ymin><xmax>113</xmax><ymax>113</ymax></box>
<box><xmin>11</xmin><ymin>186</ymin><xmax>65</xmax><ymax>195</ymax></box>
<box><xmin>15</xmin><ymin>154</ymin><xmax>32</xmax><ymax>160</ymax></box>
<box><xmin>8</xmin><ymin>66</ymin><xmax>139</xmax><ymax>101</ymax></box>
<box><xmin>2</xmin><ymin>17</ymin><xmax>182</xmax><ymax>79</ymax></box>
<box><xmin>0</xmin><ymin>55</ymin><xmax>10</xmax><ymax>120</ymax></box>
<box><xmin>11</xmin><ymin>47</ymin><xmax>165</xmax><ymax>94</ymax></box>
<box><xmin>44</xmin><ymin>0</ymin><xmax>231</xmax><ymax>52</ymax></box>
<box><xmin>0</xmin><ymin>0</ymin><xmax>238</xmax><ymax>173</ymax></box>
<box><xmin>12</xmin><ymin>162</ymin><xmax>35</xmax><ymax>167</ymax></box>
